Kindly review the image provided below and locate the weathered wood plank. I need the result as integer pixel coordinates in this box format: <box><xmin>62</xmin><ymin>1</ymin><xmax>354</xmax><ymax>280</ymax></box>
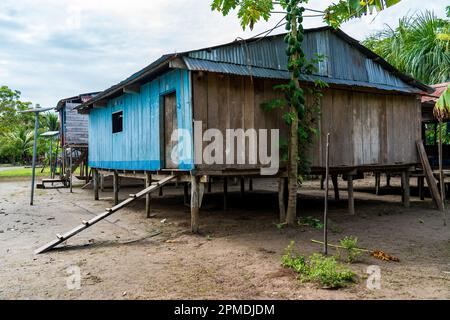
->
<box><xmin>416</xmin><ymin>140</ymin><xmax>443</xmax><ymax>211</ymax></box>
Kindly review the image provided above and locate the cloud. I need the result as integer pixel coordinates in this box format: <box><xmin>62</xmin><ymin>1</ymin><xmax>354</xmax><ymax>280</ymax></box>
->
<box><xmin>0</xmin><ymin>0</ymin><xmax>448</xmax><ymax>107</ymax></box>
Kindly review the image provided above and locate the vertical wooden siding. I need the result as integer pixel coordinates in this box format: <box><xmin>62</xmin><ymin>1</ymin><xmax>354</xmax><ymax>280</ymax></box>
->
<box><xmin>89</xmin><ymin>69</ymin><xmax>193</xmax><ymax>170</ymax></box>
<box><xmin>61</xmin><ymin>103</ymin><xmax>89</xmax><ymax>145</ymax></box>
<box><xmin>192</xmin><ymin>73</ymin><xmax>420</xmax><ymax>169</ymax></box>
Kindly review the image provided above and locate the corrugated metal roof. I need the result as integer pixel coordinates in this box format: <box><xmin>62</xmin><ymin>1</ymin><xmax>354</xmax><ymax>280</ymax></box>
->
<box><xmin>183</xmin><ymin>57</ymin><xmax>418</xmax><ymax>93</ymax></box>
<box><xmin>186</xmin><ymin>29</ymin><xmax>420</xmax><ymax>91</ymax></box>
<box><xmin>422</xmin><ymin>82</ymin><xmax>450</xmax><ymax>104</ymax></box>
<box><xmin>78</xmin><ymin>27</ymin><xmax>432</xmax><ymax>111</ymax></box>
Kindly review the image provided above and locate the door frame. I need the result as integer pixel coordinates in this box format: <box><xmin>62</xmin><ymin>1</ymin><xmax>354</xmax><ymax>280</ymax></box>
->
<box><xmin>159</xmin><ymin>90</ymin><xmax>177</xmax><ymax>169</ymax></box>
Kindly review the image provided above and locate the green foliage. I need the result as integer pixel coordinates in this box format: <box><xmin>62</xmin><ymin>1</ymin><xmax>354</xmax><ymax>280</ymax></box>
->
<box><xmin>363</xmin><ymin>11</ymin><xmax>450</xmax><ymax>85</ymax></box>
<box><xmin>0</xmin><ymin>86</ymin><xmax>33</xmax><ymax>133</ymax></box>
<box><xmin>212</xmin><ymin>0</ymin><xmax>402</xmax><ymax>29</ymax></box>
<box><xmin>0</xmin><ymin>86</ymin><xmax>57</xmax><ymax>165</ymax></box>
<box><xmin>281</xmin><ymin>241</ymin><xmax>356</xmax><ymax>288</ymax></box>
<box><xmin>324</xmin><ymin>0</ymin><xmax>401</xmax><ymax>27</ymax></box>
<box><xmin>339</xmin><ymin>236</ymin><xmax>362</xmax><ymax>263</ymax></box>
<box><xmin>424</xmin><ymin>122</ymin><xmax>450</xmax><ymax>146</ymax></box>
<box><xmin>434</xmin><ymin>85</ymin><xmax>450</xmax><ymax>121</ymax></box>
<box><xmin>211</xmin><ymin>0</ymin><xmax>274</xmax><ymax>30</ymax></box>
<box><xmin>298</xmin><ymin>216</ymin><xmax>324</xmax><ymax>229</ymax></box>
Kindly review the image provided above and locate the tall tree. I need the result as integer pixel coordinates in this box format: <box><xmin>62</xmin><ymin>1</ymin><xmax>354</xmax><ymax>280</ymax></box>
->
<box><xmin>211</xmin><ymin>0</ymin><xmax>402</xmax><ymax>225</ymax></box>
<box><xmin>0</xmin><ymin>86</ymin><xmax>33</xmax><ymax>134</ymax></box>
<box><xmin>363</xmin><ymin>10</ymin><xmax>450</xmax><ymax>85</ymax></box>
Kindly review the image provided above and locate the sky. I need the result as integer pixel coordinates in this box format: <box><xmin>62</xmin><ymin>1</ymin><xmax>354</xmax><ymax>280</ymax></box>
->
<box><xmin>0</xmin><ymin>0</ymin><xmax>448</xmax><ymax>108</ymax></box>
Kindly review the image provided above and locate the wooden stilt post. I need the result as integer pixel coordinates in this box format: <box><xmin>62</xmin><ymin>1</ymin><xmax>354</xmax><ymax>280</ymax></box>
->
<box><xmin>159</xmin><ymin>187</ymin><xmax>163</xmax><ymax>197</ymax></box>
<box><xmin>223</xmin><ymin>177</ymin><xmax>228</xmax><ymax>211</ymax></box>
<box><xmin>80</xmin><ymin>161</ymin><xmax>84</xmax><ymax>178</ymax></box>
<box><xmin>402</xmin><ymin>170</ymin><xmax>410</xmax><ymax>208</ymax></box>
<box><xmin>184</xmin><ymin>182</ymin><xmax>189</xmax><ymax>206</ymax></box>
<box><xmin>331</xmin><ymin>175</ymin><xmax>339</xmax><ymax>200</ymax></box>
<box><xmin>240</xmin><ymin>177</ymin><xmax>245</xmax><ymax>198</ymax></box>
<box><xmin>93</xmin><ymin>169</ymin><xmax>99</xmax><ymax>201</ymax></box>
<box><xmin>69</xmin><ymin>148</ymin><xmax>73</xmax><ymax>193</ymax></box>
<box><xmin>191</xmin><ymin>175</ymin><xmax>200</xmax><ymax>233</ymax></box>
<box><xmin>324</xmin><ymin>133</ymin><xmax>331</xmax><ymax>255</ymax></box>
<box><xmin>419</xmin><ymin>176</ymin><xmax>425</xmax><ymax>200</ymax></box>
<box><xmin>386</xmin><ymin>173</ymin><xmax>391</xmax><ymax>187</ymax></box>
<box><xmin>85</xmin><ymin>162</ymin><xmax>89</xmax><ymax>184</ymax></box>
<box><xmin>375</xmin><ymin>172</ymin><xmax>381</xmax><ymax>195</ymax></box>
<box><xmin>113</xmin><ymin>171</ymin><xmax>119</xmax><ymax>205</ymax></box>
<box><xmin>249</xmin><ymin>178</ymin><xmax>253</xmax><ymax>191</ymax></box>
<box><xmin>207</xmin><ymin>178</ymin><xmax>212</xmax><ymax>193</ymax></box>
<box><xmin>100</xmin><ymin>174</ymin><xmax>104</xmax><ymax>192</ymax></box>
<box><xmin>278</xmin><ymin>177</ymin><xmax>286</xmax><ymax>222</ymax></box>
<box><xmin>347</xmin><ymin>174</ymin><xmax>355</xmax><ymax>215</ymax></box>
<box><xmin>320</xmin><ymin>175</ymin><xmax>325</xmax><ymax>190</ymax></box>
<box><xmin>145</xmin><ymin>172</ymin><xmax>152</xmax><ymax>218</ymax></box>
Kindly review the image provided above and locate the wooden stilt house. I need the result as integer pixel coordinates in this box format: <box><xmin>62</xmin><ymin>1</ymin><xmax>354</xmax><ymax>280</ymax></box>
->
<box><xmin>421</xmin><ymin>83</ymin><xmax>450</xmax><ymax>167</ymax></box>
<box><xmin>56</xmin><ymin>92</ymin><xmax>98</xmax><ymax>184</ymax></box>
<box><xmin>77</xmin><ymin>26</ymin><xmax>432</xmax><ymax>231</ymax></box>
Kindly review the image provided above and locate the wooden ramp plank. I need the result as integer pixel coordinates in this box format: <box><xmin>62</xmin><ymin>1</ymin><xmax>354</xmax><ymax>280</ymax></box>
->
<box><xmin>35</xmin><ymin>174</ymin><xmax>178</xmax><ymax>254</ymax></box>
<box><xmin>416</xmin><ymin>140</ymin><xmax>443</xmax><ymax>211</ymax></box>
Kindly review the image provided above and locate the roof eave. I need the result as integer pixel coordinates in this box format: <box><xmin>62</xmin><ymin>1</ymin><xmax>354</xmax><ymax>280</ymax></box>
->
<box><xmin>76</xmin><ymin>55</ymin><xmax>175</xmax><ymax>113</ymax></box>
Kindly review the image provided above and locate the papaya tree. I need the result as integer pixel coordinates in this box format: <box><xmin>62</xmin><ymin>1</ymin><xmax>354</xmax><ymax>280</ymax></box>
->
<box><xmin>434</xmin><ymin>84</ymin><xmax>450</xmax><ymax>225</ymax></box>
<box><xmin>211</xmin><ymin>0</ymin><xmax>403</xmax><ymax>225</ymax></box>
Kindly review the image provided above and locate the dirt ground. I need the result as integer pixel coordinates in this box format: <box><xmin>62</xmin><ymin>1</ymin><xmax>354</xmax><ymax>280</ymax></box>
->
<box><xmin>1</xmin><ymin>175</ymin><xmax>450</xmax><ymax>300</ymax></box>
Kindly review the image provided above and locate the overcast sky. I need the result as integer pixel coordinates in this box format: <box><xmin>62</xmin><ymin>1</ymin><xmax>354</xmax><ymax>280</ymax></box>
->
<box><xmin>0</xmin><ymin>0</ymin><xmax>447</xmax><ymax>107</ymax></box>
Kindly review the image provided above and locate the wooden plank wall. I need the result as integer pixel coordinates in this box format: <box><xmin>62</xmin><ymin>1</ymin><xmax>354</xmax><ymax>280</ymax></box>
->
<box><xmin>89</xmin><ymin>69</ymin><xmax>194</xmax><ymax>171</ymax></box>
<box><xmin>192</xmin><ymin>72</ymin><xmax>421</xmax><ymax>170</ymax></box>
<box><xmin>64</xmin><ymin>103</ymin><xmax>89</xmax><ymax>145</ymax></box>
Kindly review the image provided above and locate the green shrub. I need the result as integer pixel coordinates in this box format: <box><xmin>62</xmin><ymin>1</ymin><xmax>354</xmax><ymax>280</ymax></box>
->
<box><xmin>298</xmin><ymin>216</ymin><xmax>324</xmax><ymax>230</ymax></box>
<box><xmin>281</xmin><ymin>241</ymin><xmax>356</xmax><ymax>289</ymax></box>
<box><xmin>339</xmin><ymin>236</ymin><xmax>362</xmax><ymax>263</ymax></box>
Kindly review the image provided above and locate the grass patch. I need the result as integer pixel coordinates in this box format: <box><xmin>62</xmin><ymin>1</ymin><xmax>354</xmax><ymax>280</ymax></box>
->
<box><xmin>281</xmin><ymin>241</ymin><xmax>356</xmax><ymax>289</ymax></box>
<box><xmin>0</xmin><ymin>167</ymin><xmax>51</xmax><ymax>178</ymax></box>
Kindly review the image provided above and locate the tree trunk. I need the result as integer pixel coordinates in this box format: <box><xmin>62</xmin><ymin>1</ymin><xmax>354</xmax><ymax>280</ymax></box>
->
<box><xmin>285</xmin><ymin>17</ymin><xmax>300</xmax><ymax>226</ymax></box>
<box><xmin>438</xmin><ymin>120</ymin><xmax>447</xmax><ymax>225</ymax></box>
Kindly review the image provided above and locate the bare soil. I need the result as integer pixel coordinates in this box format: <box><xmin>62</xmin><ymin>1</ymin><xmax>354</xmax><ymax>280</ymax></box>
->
<box><xmin>0</xmin><ymin>175</ymin><xmax>449</xmax><ymax>299</ymax></box>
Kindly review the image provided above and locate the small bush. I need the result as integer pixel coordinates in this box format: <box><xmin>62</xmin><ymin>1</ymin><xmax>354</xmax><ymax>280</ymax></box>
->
<box><xmin>281</xmin><ymin>241</ymin><xmax>356</xmax><ymax>289</ymax></box>
<box><xmin>298</xmin><ymin>216</ymin><xmax>324</xmax><ymax>230</ymax></box>
<box><xmin>339</xmin><ymin>236</ymin><xmax>362</xmax><ymax>263</ymax></box>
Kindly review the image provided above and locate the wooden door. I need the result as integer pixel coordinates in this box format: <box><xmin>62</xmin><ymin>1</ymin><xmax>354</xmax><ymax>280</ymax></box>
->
<box><xmin>163</xmin><ymin>93</ymin><xmax>178</xmax><ymax>169</ymax></box>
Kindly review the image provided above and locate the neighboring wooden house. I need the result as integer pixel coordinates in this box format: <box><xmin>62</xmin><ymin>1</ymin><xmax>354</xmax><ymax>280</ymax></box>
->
<box><xmin>421</xmin><ymin>83</ymin><xmax>450</xmax><ymax>167</ymax></box>
<box><xmin>77</xmin><ymin>27</ymin><xmax>432</xmax><ymax>231</ymax></box>
<box><xmin>56</xmin><ymin>92</ymin><xmax>98</xmax><ymax>182</ymax></box>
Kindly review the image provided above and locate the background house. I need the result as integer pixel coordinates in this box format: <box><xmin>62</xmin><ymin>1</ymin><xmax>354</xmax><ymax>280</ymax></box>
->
<box><xmin>56</xmin><ymin>92</ymin><xmax>98</xmax><ymax>182</ymax></box>
<box><xmin>421</xmin><ymin>83</ymin><xmax>450</xmax><ymax>167</ymax></box>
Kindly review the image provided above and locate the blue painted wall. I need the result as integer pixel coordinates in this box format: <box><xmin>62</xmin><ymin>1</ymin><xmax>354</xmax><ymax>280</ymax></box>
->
<box><xmin>88</xmin><ymin>69</ymin><xmax>194</xmax><ymax>171</ymax></box>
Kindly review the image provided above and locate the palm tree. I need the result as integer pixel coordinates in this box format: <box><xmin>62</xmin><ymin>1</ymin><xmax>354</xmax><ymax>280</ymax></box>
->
<box><xmin>42</xmin><ymin>112</ymin><xmax>59</xmax><ymax>131</ymax></box>
<box><xmin>363</xmin><ymin>11</ymin><xmax>450</xmax><ymax>85</ymax></box>
<box><xmin>0</xmin><ymin>127</ymin><xmax>34</xmax><ymax>164</ymax></box>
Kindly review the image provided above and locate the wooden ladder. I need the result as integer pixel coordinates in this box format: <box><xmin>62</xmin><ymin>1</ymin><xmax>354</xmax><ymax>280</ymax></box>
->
<box><xmin>416</xmin><ymin>140</ymin><xmax>443</xmax><ymax>211</ymax></box>
<box><xmin>35</xmin><ymin>174</ymin><xmax>179</xmax><ymax>254</ymax></box>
